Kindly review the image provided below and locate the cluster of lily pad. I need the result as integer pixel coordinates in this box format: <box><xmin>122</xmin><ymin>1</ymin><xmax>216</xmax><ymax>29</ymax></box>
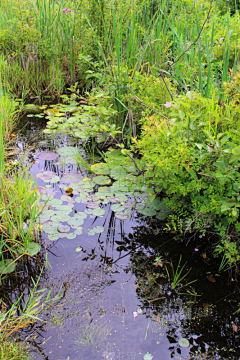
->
<box><xmin>40</xmin><ymin>100</ymin><xmax>117</xmax><ymax>145</ymax></box>
<box><xmin>37</xmin><ymin>146</ymin><xmax>171</xmax><ymax>243</ymax></box>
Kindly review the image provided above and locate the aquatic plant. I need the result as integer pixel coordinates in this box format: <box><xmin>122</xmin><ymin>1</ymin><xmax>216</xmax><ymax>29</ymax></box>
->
<box><xmin>170</xmin><ymin>255</ymin><xmax>193</xmax><ymax>290</ymax></box>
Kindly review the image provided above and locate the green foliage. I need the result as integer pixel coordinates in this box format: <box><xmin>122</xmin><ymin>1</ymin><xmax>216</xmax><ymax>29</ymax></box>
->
<box><xmin>0</xmin><ymin>340</ymin><xmax>29</xmax><ymax>360</ymax></box>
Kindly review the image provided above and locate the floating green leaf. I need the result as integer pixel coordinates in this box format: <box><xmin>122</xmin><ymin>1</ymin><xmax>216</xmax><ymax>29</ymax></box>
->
<box><xmin>48</xmin><ymin>198</ymin><xmax>63</xmax><ymax>207</ymax></box>
<box><xmin>92</xmin><ymin>207</ymin><xmax>105</xmax><ymax>216</ymax></box>
<box><xmin>50</xmin><ymin>175</ymin><xmax>60</xmax><ymax>183</ymax></box>
<box><xmin>178</xmin><ymin>338</ymin><xmax>190</xmax><ymax>348</ymax></box>
<box><xmin>68</xmin><ymin>218</ymin><xmax>84</xmax><ymax>228</ymax></box>
<box><xmin>75</xmin><ymin>227</ymin><xmax>83</xmax><ymax>235</ymax></box>
<box><xmin>75</xmin><ymin>246</ymin><xmax>83</xmax><ymax>252</ymax></box>
<box><xmin>43</xmin><ymin>224</ymin><xmax>58</xmax><ymax>235</ymax></box>
<box><xmin>92</xmin><ymin>226</ymin><xmax>104</xmax><ymax>233</ymax></box>
<box><xmin>75</xmin><ymin>194</ymin><xmax>88</xmax><ymax>203</ymax></box>
<box><xmin>41</xmin><ymin>194</ymin><xmax>53</xmax><ymax>201</ymax></box>
<box><xmin>88</xmin><ymin>229</ymin><xmax>96</xmax><ymax>236</ymax></box>
<box><xmin>48</xmin><ymin>234</ymin><xmax>60</xmax><ymax>241</ymax></box>
<box><xmin>39</xmin><ymin>213</ymin><xmax>51</xmax><ymax>223</ymax></box>
<box><xmin>143</xmin><ymin>353</ymin><xmax>153</xmax><ymax>360</ymax></box>
<box><xmin>91</xmin><ymin>163</ymin><xmax>110</xmax><ymax>175</ymax></box>
<box><xmin>67</xmin><ymin>233</ymin><xmax>76</xmax><ymax>239</ymax></box>
<box><xmin>57</xmin><ymin>146</ymin><xmax>79</xmax><ymax>157</ymax></box>
<box><xmin>84</xmin><ymin>209</ymin><xmax>93</xmax><ymax>215</ymax></box>
<box><xmin>51</xmin><ymin>214</ymin><xmax>71</xmax><ymax>222</ymax></box>
<box><xmin>93</xmin><ymin>175</ymin><xmax>111</xmax><ymax>185</ymax></box>
<box><xmin>136</xmin><ymin>204</ymin><xmax>145</xmax><ymax>211</ymax></box>
<box><xmin>110</xmin><ymin>167</ymin><xmax>127</xmax><ymax>181</ymax></box>
<box><xmin>111</xmin><ymin>204</ymin><xmax>125</xmax><ymax>212</ymax></box>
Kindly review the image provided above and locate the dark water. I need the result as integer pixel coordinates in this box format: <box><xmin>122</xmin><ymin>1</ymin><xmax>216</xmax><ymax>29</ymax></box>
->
<box><xmin>2</xmin><ymin>117</ymin><xmax>240</xmax><ymax>360</ymax></box>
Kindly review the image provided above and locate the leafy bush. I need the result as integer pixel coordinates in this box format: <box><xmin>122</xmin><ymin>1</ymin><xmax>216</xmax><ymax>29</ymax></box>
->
<box><xmin>132</xmin><ymin>79</ymin><xmax>240</xmax><ymax>262</ymax></box>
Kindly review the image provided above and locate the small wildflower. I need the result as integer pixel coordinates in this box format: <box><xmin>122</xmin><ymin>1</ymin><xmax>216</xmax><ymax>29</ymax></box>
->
<box><xmin>126</xmin><ymin>84</ymin><xmax>129</xmax><ymax>88</ymax></box>
<box><xmin>194</xmin><ymin>248</ymin><xmax>199</xmax><ymax>252</ymax></box>
<box><xmin>133</xmin><ymin>311</ymin><xmax>138</xmax><ymax>318</ymax></box>
<box><xmin>63</xmin><ymin>8</ymin><xmax>73</xmax><ymax>14</ymax></box>
<box><xmin>164</xmin><ymin>101</ymin><xmax>171</xmax><ymax>108</ymax></box>
<box><xmin>199</xmin><ymin>235</ymin><xmax>203</xmax><ymax>238</ymax></box>
<box><xmin>97</xmin><ymin>115</ymin><xmax>100</xmax><ymax>119</ymax></box>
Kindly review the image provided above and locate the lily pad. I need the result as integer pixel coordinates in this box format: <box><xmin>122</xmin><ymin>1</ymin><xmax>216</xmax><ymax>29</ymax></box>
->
<box><xmin>88</xmin><ymin>229</ymin><xmax>96</xmax><ymax>236</ymax></box>
<box><xmin>178</xmin><ymin>338</ymin><xmax>190</xmax><ymax>348</ymax></box>
<box><xmin>75</xmin><ymin>246</ymin><xmax>83</xmax><ymax>252</ymax></box>
<box><xmin>136</xmin><ymin>204</ymin><xmax>145</xmax><ymax>211</ymax></box>
<box><xmin>108</xmin><ymin>197</ymin><xmax>120</xmax><ymax>203</ymax></box>
<box><xmin>57</xmin><ymin>225</ymin><xmax>70</xmax><ymax>233</ymax></box>
<box><xmin>91</xmin><ymin>163</ymin><xmax>110</xmax><ymax>175</ymax></box>
<box><xmin>67</xmin><ymin>233</ymin><xmax>76</xmax><ymax>239</ymax></box>
<box><xmin>92</xmin><ymin>207</ymin><xmax>105</xmax><ymax>217</ymax></box>
<box><xmin>39</xmin><ymin>213</ymin><xmax>51</xmax><ymax>223</ymax></box>
<box><xmin>92</xmin><ymin>226</ymin><xmax>104</xmax><ymax>233</ymax></box>
<box><xmin>57</xmin><ymin>146</ymin><xmax>79</xmax><ymax>157</ymax></box>
<box><xmin>74</xmin><ymin>212</ymin><xmax>87</xmax><ymax>219</ymax></box>
<box><xmin>85</xmin><ymin>209</ymin><xmax>93</xmax><ymax>215</ymax></box>
<box><xmin>143</xmin><ymin>353</ymin><xmax>153</xmax><ymax>360</ymax></box>
<box><xmin>50</xmin><ymin>175</ymin><xmax>60</xmax><ymax>183</ymax></box>
<box><xmin>42</xmin><ymin>224</ymin><xmax>58</xmax><ymax>235</ymax></box>
<box><xmin>75</xmin><ymin>227</ymin><xmax>83</xmax><ymax>235</ymax></box>
<box><xmin>115</xmin><ymin>212</ymin><xmax>131</xmax><ymax>220</ymax></box>
<box><xmin>110</xmin><ymin>167</ymin><xmax>127</xmax><ymax>181</ymax></box>
<box><xmin>48</xmin><ymin>234</ymin><xmax>60</xmax><ymax>241</ymax></box>
<box><xmin>41</xmin><ymin>194</ymin><xmax>53</xmax><ymax>201</ymax></box>
<box><xmin>0</xmin><ymin>259</ymin><xmax>16</xmax><ymax>274</ymax></box>
<box><xmin>68</xmin><ymin>218</ymin><xmax>84</xmax><ymax>227</ymax></box>
<box><xmin>60</xmin><ymin>195</ymin><xmax>75</xmax><ymax>203</ymax></box>
<box><xmin>87</xmin><ymin>202</ymin><xmax>99</xmax><ymax>209</ymax></box>
<box><xmin>54</xmin><ymin>205</ymin><xmax>73</xmax><ymax>213</ymax></box>
<box><xmin>60</xmin><ymin>173</ymin><xmax>84</xmax><ymax>184</ymax></box>
<box><xmin>38</xmin><ymin>152</ymin><xmax>59</xmax><ymax>161</ymax></box>
<box><xmin>36</xmin><ymin>171</ymin><xmax>56</xmax><ymax>181</ymax></box>
<box><xmin>48</xmin><ymin>198</ymin><xmax>63</xmax><ymax>207</ymax></box>
<box><xmin>111</xmin><ymin>204</ymin><xmax>125</xmax><ymax>212</ymax></box>
<box><xmin>25</xmin><ymin>242</ymin><xmax>41</xmax><ymax>256</ymax></box>
<box><xmin>75</xmin><ymin>195</ymin><xmax>88</xmax><ymax>204</ymax></box>
<box><xmin>51</xmin><ymin>214</ymin><xmax>71</xmax><ymax>222</ymax></box>
<box><xmin>93</xmin><ymin>175</ymin><xmax>111</xmax><ymax>185</ymax></box>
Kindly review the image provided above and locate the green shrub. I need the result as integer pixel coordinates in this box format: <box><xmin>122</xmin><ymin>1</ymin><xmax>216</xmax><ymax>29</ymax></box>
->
<box><xmin>132</xmin><ymin>79</ymin><xmax>240</xmax><ymax>262</ymax></box>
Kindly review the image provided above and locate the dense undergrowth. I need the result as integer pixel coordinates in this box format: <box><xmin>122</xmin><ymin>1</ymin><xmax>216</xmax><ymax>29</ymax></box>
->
<box><xmin>1</xmin><ymin>0</ymin><xmax>240</xmax><ymax>267</ymax></box>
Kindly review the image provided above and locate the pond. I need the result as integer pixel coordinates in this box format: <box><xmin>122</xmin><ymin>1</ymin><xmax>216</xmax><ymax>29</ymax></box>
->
<box><xmin>1</xmin><ymin>116</ymin><xmax>240</xmax><ymax>360</ymax></box>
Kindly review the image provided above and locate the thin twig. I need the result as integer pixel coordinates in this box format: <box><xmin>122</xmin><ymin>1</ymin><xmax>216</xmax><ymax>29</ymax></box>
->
<box><xmin>169</xmin><ymin>0</ymin><xmax>214</xmax><ymax>69</ymax></box>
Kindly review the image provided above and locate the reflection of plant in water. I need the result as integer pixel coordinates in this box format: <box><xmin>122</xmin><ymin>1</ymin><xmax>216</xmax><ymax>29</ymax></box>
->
<box><xmin>131</xmin><ymin>251</ymin><xmax>167</xmax><ymax>300</ymax></box>
<box><xmin>75</xmin><ymin>321</ymin><xmax>111</xmax><ymax>348</ymax></box>
<box><xmin>179</xmin><ymin>287</ymin><xmax>201</xmax><ymax>302</ymax></box>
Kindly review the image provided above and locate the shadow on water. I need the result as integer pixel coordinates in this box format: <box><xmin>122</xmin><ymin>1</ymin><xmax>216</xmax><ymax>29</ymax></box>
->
<box><xmin>3</xmin><ymin>116</ymin><xmax>240</xmax><ymax>360</ymax></box>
